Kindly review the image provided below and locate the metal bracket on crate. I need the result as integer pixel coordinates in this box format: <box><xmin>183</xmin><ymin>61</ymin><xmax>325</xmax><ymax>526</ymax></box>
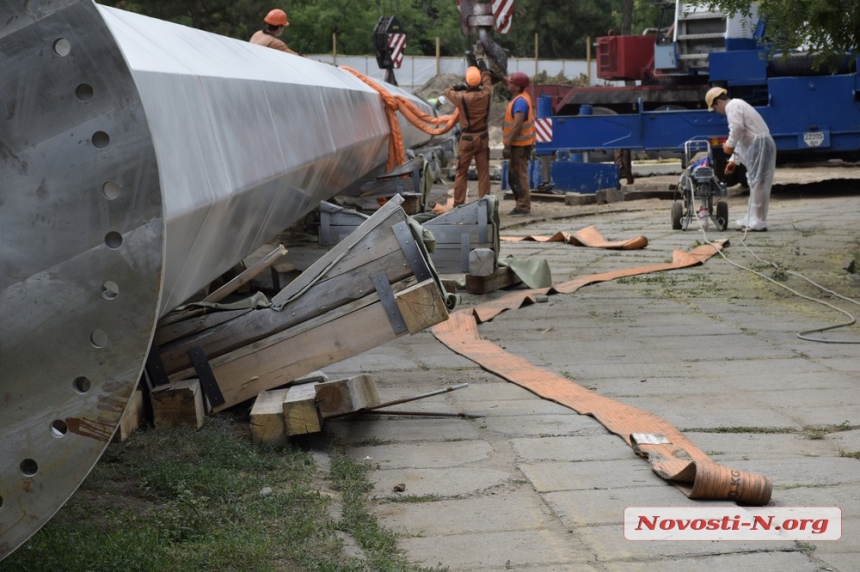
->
<box><xmin>371</xmin><ymin>272</ymin><xmax>408</xmax><ymax>334</ymax></box>
<box><xmin>392</xmin><ymin>220</ymin><xmax>432</xmax><ymax>281</ymax></box>
<box><xmin>187</xmin><ymin>346</ymin><xmax>226</xmax><ymax>408</ymax></box>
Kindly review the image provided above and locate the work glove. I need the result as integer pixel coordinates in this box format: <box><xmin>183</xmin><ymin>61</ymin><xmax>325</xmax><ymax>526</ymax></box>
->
<box><xmin>451</xmin><ymin>84</ymin><xmax>468</xmax><ymax>91</ymax></box>
<box><xmin>725</xmin><ymin>161</ymin><xmax>737</xmax><ymax>175</ymax></box>
<box><xmin>502</xmin><ymin>146</ymin><xmax>511</xmax><ymax>160</ymax></box>
<box><xmin>476</xmin><ymin>58</ymin><xmax>488</xmax><ymax>73</ymax></box>
<box><xmin>723</xmin><ymin>144</ymin><xmax>734</xmax><ymax>156</ymax></box>
<box><xmin>465</xmin><ymin>50</ymin><xmax>478</xmax><ymax>68</ymax></box>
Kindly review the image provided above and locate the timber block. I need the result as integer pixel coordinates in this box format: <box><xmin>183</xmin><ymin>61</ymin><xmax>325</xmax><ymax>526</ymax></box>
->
<box><xmin>112</xmin><ymin>386</ymin><xmax>146</xmax><ymax>443</ymax></box>
<box><xmin>596</xmin><ymin>187</ymin><xmax>626</xmax><ymax>204</ymax></box>
<box><xmin>250</xmin><ymin>388</ymin><xmax>291</xmax><ymax>446</ymax></box>
<box><xmin>468</xmin><ymin>248</ymin><xmax>495</xmax><ymax>277</ymax></box>
<box><xmin>284</xmin><ymin>383</ymin><xmax>323</xmax><ymax>436</ymax></box>
<box><xmin>465</xmin><ymin>266</ymin><xmax>522</xmax><ymax>294</ymax></box>
<box><xmin>315</xmin><ymin>374</ymin><xmax>380</xmax><ymax>419</ymax></box>
<box><xmin>151</xmin><ymin>378</ymin><xmax>205</xmax><ymax>429</ymax></box>
<box><xmin>564</xmin><ymin>192</ymin><xmax>597</xmax><ymax>206</ymax></box>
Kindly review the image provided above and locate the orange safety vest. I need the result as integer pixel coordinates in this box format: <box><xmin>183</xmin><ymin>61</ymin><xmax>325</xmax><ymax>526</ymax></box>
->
<box><xmin>503</xmin><ymin>92</ymin><xmax>536</xmax><ymax>146</ymax></box>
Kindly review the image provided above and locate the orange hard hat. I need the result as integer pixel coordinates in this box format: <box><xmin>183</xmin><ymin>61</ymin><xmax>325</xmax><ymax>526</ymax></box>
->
<box><xmin>264</xmin><ymin>9</ymin><xmax>288</xmax><ymax>27</ymax></box>
<box><xmin>505</xmin><ymin>72</ymin><xmax>530</xmax><ymax>89</ymax></box>
<box><xmin>465</xmin><ymin>66</ymin><xmax>482</xmax><ymax>87</ymax></box>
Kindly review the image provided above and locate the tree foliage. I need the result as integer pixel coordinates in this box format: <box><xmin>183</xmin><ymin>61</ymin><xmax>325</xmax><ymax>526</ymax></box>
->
<box><xmin>696</xmin><ymin>0</ymin><xmax>860</xmax><ymax>61</ymax></box>
<box><xmin>99</xmin><ymin>0</ymin><xmax>647</xmax><ymax>59</ymax></box>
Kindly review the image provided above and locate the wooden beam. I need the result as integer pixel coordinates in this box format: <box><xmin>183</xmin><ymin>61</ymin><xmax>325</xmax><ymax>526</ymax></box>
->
<box><xmin>151</xmin><ymin>378</ymin><xmax>205</xmax><ymax>429</ymax></box>
<box><xmin>153</xmin><ymin>308</ymin><xmax>252</xmax><ymax>347</ymax></box>
<box><xmin>315</xmin><ymin>375</ymin><xmax>380</xmax><ymax>419</ymax></box>
<box><xmin>111</xmin><ymin>386</ymin><xmax>146</xmax><ymax>443</ymax></box>
<box><xmin>198</xmin><ymin>278</ymin><xmax>447</xmax><ymax>413</ymax></box>
<box><xmin>465</xmin><ymin>266</ymin><xmax>522</xmax><ymax>294</ymax></box>
<box><xmin>250</xmin><ymin>388</ymin><xmax>291</xmax><ymax>446</ymax></box>
<box><xmin>283</xmin><ymin>383</ymin><xmax>323</xmax><ymax>436</ymax></box>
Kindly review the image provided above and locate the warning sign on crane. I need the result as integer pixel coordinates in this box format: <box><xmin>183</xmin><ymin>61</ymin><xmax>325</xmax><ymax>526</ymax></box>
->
<box><xmin>493</xmin><ymin>0</ymin><xmax>513</xmax><ymax>33</ymax></box>
<box><xmin>373</xmin><ymin>16</ymin><xmax>406</xmax><ymax>85</ymax></box>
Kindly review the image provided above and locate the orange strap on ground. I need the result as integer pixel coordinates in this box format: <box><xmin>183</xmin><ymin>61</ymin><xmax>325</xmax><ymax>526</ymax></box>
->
<box><xmin>432</xmin><ymin>239</ymin><xmax>773</xmax><ymax>505</ymax></box>
<box><xmin>340</xmin><ymin>66</ymin><xmax>459</xmax><ymax>171</ymax></box>
<box><xmin>502</xmin><ymin>225</ymin><xmax>648</xmax><ymax>250</ymax></box>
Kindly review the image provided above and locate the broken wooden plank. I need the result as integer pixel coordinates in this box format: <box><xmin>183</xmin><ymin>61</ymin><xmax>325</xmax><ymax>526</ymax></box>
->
<box><xmin>151</xmin><ymin>378</ymin><xmax>205</xmax><ymax>429</ymax></box>
<box><xmin>203</xmin><ymin>244</ymin><xmax>287</xmax><ymax>304</ymax></box>
<box><xmin>283</xmin><ymin>383</ymin><xmax>323</xmax><ymax>436</ymax></box>
<box><xmin>465</xmin><ymin>266</ymin><xmax>522</xmax><ymax>294</ymax></box>
<box><xmin>195</xmin><ymin>278</ymin><xmax>448</xmax><ymax>413</ymax></box>
<box><xmin>154</xmin><ymin>308</ymin><xmax>253</xmax><ymax>347</ymax></box>
<box><xmin>250</xmin><ymin>388</ymin><xmax>291</xmax><ymax>446</ymax></box>
<box><xmin>315</xmin><ymin>375</ymin><xmax>380</xmax><ymax>419</ymax></box>
<box><xmin>157</xmin><ymin>202</ymin><xmax>420</xmax><ymax>375</ymax></box>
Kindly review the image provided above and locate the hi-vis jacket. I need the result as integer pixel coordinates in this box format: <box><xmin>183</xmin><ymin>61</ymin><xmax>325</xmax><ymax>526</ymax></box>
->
<box><xmin>503</xmin><ymin>93</ymin><xmax>536</xmax><ymax>147</ymax></box>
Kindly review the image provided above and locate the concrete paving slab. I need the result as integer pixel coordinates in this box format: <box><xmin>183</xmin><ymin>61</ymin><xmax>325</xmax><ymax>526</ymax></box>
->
<box><xmin>511</xmin><ymin>434</ymin><xmax>637</xmax><ymax>463</ymax></box>
<box><xmin>617</xmin><ymin>393</ymin><xmax>801</xmax><ymax>430</ymax></box>
<box><xmin>481</xmin><ymin>413</ymin><xmax>609</xmax><ymax>438</ymax></box>
<box><xmin>396</xmin><ymin>529</ymin><xmax>589</xmax><ymax>571</ymax></box>
<box><xmin>543</xmin><ymin>486</ymin><xmax>709</xmax><ymax>527</ymax></box>
<box><xmin>519</xmin><ymin>459</ymin><xmax>667</xmax><ymax>492</ymax></box>
<box><xmin>606</xmin><ymin>551</ymin><xmax>821</xmax><ymax>572</ymax></box>
<box><xmin>731</xmin><ymin>457</ymin><xmax>860</xmax><ymax>488</ymax></box>
<box><xmin>348</xmin><ymin>440</ymin><xmax>493</xmax><ymax>470</ymax></box>
<box><xmin>327</xmin><ymin>417</ymin><xmax>482</xmax><ymax>444</ymax></box>
<box><xmin>368</xmin><ymin>467</ymin><xmax>512</xmax><ymax>499</ymax></box>
<box><xmin>376</xmin><ymin>488</ymin><xmax>557</xmax><ymax>537</ymax></box>
<box><xmin>576</xmin><ymin>522</ymin><xmax>803</xmax><ymax>559</ymax></box>
<box><xmin>684</xmin><ymin>432</ymin><xmax>841</xmax><ymax>460</ymax></box>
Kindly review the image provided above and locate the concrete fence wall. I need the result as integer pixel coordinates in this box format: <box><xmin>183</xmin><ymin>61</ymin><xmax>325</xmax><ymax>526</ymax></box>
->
<box><xmin>307</xmin><ymin>54</ymin><xmax>613</xmax><ymax>95</ymax></box>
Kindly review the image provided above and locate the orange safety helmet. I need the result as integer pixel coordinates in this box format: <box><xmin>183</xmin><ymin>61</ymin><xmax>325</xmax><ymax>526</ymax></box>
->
<box><xmin>505</xmin><ymin>71</ymin><xmax>530</xmax><ymax>89</ymax></box>
<box><xmin>264</xmin><ymin>8</ymin><xmax>288</xmax><ymax>27</ymax></box>
<box><xmin>465</xmin><ymin>66</ymin><xmax>482</xmax><ymax>87</ymax></box>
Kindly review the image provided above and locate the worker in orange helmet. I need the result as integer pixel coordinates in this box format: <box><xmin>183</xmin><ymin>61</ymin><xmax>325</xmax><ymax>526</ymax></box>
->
<box><xmin>444</xmin><ymin>64</ymin><xmax>493</xmax><ymax>207</ymax></box>
<box><xmin>250</xmin><ymin>9</ymin><xmax>298</xmax><ymax>55</ymax></box>
<box><xmin>503</xmin><ymin>71</ymin><xmax>535</xmax><ymax>215</ymax></box>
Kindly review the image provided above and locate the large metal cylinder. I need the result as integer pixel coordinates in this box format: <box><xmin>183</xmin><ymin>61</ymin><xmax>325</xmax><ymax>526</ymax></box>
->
<box><xmin>0</xmin><ymin>0</ymin><xmax>432</xmax><ymax>558</ymax></box>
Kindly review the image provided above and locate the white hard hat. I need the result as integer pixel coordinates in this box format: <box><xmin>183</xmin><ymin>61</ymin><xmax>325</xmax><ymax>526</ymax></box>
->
<box><xmin>437</xmin><ymin>95</ymin><xmax>448</xmax><ymax>106</ymax></box>
<box><xmin>705</xmin><ymin>87</ymin><xmax>727</xmax><ymax>111</ymax></box>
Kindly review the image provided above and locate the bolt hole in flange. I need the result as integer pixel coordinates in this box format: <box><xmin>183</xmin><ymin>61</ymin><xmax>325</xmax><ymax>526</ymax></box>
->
<box><xmin>90</xmin><ymin>329</ymin><xmax>108</xmax><ymax>349</ymax></box>
<box><xmin>73</xmin><ymin>376</ymin><xmax>91</xmax><ymax>393</ymax></box>
<box><xmin>52</xmin><ymin>38</ymin><xmax>71</xmax><ymax>57</ymax></box>
<box><xmin>51</xmin><ymin>419</ymin><xmax>68</xmax><ymax>438</ymax></box>
<box><xmin>20</xmin><ymin>459</ymin><xmax>38</xmax><ymax>477</ymax></box>
<box><xmin>102</xmin><ymin>280</ymin><xmax>119</xmax><ymax>300</ymax></box>
<box><xmin>105</xmin><ymin>231</ymin><xmax>122</xmax><ymax>249</ymax></box>
<box><xmin>75</xmin><ymin>83</ymin><xmax>94</xmax><ymax>101</ymax></box>
<box><xmin>92</xmin><ymin>131</ymin><xmax>110</xmax><ymax>149</ymax></box>
<box><xmin>102</xmin><ymin>180</ymin><xmax>121</xmax><ymax>200</ymax></box>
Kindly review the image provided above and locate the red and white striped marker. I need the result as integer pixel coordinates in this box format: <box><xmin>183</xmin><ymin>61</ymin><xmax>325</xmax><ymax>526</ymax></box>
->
<box><xmin>535</xmin><ymin>117</ymin><xmax>552</xmax><ymax>143</ymax></box>
<box><xmin>493</xmin><ymin>0</ymin><xmax>513</xmax><ymax>34</ymax></box>
<box><xmin>388</xmin><ymin>33</ymin><xmax>406</xmax><ymax>69</ymax></box>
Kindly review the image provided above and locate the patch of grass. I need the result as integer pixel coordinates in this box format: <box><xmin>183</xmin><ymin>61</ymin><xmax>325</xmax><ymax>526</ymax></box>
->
<box><xmin>838</xmin><ymin>450</ymin><xmax>860</xmax><ymax>459</ymax></box>
<box><xmin>353</xmin><ymin>436</ymin><xmax>395</xmax><ymax>447</ymax></box>
<box><xmin>327</xmin><ymin>444</ymin><xmax>447</xmax><ymax>571</ymax></box>
<box><xmin>1</xmin><ymin>416</ymin><xmax>442</xmax><ymax>572</ymax></box>
<box><xmin>795</xmin><ymin>541</ymin><xmax>817</xmax><ymax>554</ymax></box>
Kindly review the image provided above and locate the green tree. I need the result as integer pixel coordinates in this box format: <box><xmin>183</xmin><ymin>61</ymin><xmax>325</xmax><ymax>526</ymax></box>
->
<box><xmin>695</xmin><ymin>0</ymin><xmax>860</xmax><ymax>63</ymax></box>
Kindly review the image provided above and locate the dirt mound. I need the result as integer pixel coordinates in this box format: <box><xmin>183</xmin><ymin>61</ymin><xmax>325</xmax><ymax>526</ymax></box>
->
<box><xmin>414</xmin><ymin>73</ymin><xmax>463</xmax><ymax>102</ymax></box>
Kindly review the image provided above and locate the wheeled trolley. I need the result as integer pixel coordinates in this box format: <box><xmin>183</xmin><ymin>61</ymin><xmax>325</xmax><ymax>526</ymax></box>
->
<box><xmin>671</xmin><ymin>140</ymin><xmax>729</xmax><ymax>231</ymax></box>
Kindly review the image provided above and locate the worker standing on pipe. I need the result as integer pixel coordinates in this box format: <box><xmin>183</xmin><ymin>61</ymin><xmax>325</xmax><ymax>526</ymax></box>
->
<box><xmin>706</xmin><ymin>87</ymin><xmax>776</xmax><ymax>232</ymax></box>
<box><xmin>503</xmin><ymin>71</ymin><xmax>535</xmax><ymax>215</ymax></box>
<box><xmin>250</xmin><ymin>9</ymin><xmax>298</xmax><ymax>55</ymax></box>
<box><xmin>444</xmin><ymin>64</ymin><xmax>493</xmax><ymax>207</ymax></box>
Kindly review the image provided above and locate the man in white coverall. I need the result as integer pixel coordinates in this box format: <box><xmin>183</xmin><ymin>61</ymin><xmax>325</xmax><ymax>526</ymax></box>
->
<box><xmin>706</xmin><ymin>87</ymin><xmax>777</xmax><ymax>231</ymax></box>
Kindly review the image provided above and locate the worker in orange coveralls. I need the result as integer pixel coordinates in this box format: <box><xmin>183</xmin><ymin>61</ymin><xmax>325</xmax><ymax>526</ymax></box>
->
<box><xmin>444</xmin><ymin>65</ymin><xmax>493</xmax><ymax>207</ymax></box>
<box><xmin>503</xmin><ymin>71</ymin><xmax>535</xmax><ymax>215</ymax></box>
<box><xmin>250</xmin><ymin>9</ymin><xmax>298</xmax><ymax>55</ymax></box>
